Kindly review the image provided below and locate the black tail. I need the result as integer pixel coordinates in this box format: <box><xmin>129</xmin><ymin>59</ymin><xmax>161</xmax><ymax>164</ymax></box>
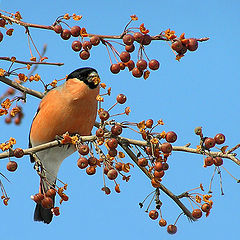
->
<box><xmin>34</xmin><ymin>203</ymin><xmax>53</xmax><ymax>224</ymax></box>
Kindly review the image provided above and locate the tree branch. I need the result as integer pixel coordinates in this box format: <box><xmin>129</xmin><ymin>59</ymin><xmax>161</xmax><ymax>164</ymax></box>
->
<box><xmin>0</xmin><ymin>57</ymin><xmax>64</xmax><ymax>66</ymax></box>
<box><xmin>118</xmin><ymin>140</ymin><xmax>195</xmax><ymax>221</ymax></box>
<box><xmin>0</xmin><ymin>76</ymin><xmax>44</xmax><ymax>99</ymax></box>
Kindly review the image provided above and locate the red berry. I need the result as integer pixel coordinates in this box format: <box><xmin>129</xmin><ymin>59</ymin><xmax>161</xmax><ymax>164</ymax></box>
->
<box><xmin>41</xmin><ymin>197</ymin><xmax>53</xmax><ymax>209</ymax></box>
<box><xmin>159</xmin><ymin>218</ymin><xmax>167</xmax><ymax>227</ymax></box>
<box><xmin>162</xmin><ymin>162</ymin><xmax>169</xmax><ymax>171</ymax></box>
<box><xmin>154</xmin><ymin>162</ymin><xmax>163</xmax><ymax>171</ymax></box>
<box><xmin>99</xmin><ymin>110</ymin><xmax>110</xmax><ymax>121</ymax></box>
<box><xmin>133</xmin><ymin>32</ymin><xmax>143</xmax><ymax>43</ymax></box>
<box><xmin>192</xmin><ymin>209</ymin><xmax>202</xmax><ymax>219</ymax></box>
<box><xmin>60</xmin><ymin>29</ymin><xmax>71</xmax><ymax>40</ymax></box>
<box><xmin>136</xmin><ymin>59</ymin><xmax>147</xmax><ymax>71</ymax></box>
<box><xmin>7</xmin><ymin>88</ymin><xmax>15</xmax><ymax>95</ymax></box>
<box><xmin>0</xmin><ymin>19</ymin><xmax>6</xmax><ymax>27</ymax></box>
<box><xmin>178</xmin><ymin>45</ymin><xmax>187</xmax><ymax>54</ymax></box>
<box><xmin>167</xmin><ymin>225</ymin><xmax>177</xmax><ymax>234</ymax></box>
<box><xmin>86</xmin><ymin>166</ymin><xmax>96</xmax><ymax>175</ymax></box>
<box><xmin>45</xmin><ymin>189</ymin><xmax>56</xmax><ymax>198</ymax></box>
<box><xmin>79</xmin><ymin>50</ymin><xmax>90</xmax><ymax>60</ymax></box>
<box><xmin>107</xmin><ymin>169</ymin><xmax>118</xmax><ymax>180</ymax></box>
<box><xmin>194</xmin><ymin>126</ymin><xmax>202</xmax><ymax>135</ymax></box>
<box><xmin>107</xmin><ymin>138</ymin><xmax>118</xmax><ymax>149</ymax></box>
<box><xmin>138</xmin><ymin>158</ymin><xmax>148</xmax><ymax>167</ymax></box>
<box><xmin>119</xmin><ymin>62</ymin><xmax>125</xmax><ymax>70</ymax></box>
<box><xmin>115</xmin><ymin>162</ymin><xmax>123</xmax><ymax>171</ymax></box>
<box><xmin>5</xmin><ymin>117</ymin><xmax>11</xmax><ymax>124</ymax></box>
<box><xmin>82</xmin><ymin>41</ymin><xmax>92</xmax><ymax>51</ymax></box>
<box><xmin>186</xmin><ymin>38</ymin><xmax>198</xmax><ymax>51</ymax></box>
<box><xmin>111</xmin><ymin>124</ymin><xmax>123</xmax><ymax>136</ymax></box>
<box><xmin>52</xmin><ymin>207</ymin><xmax>60</xmax><ymax>216</ymax></box>
<box><xmin>204</xmin><ymin>156</ymin><xmax>214</xmax><ymax>166</ymax></box>
<box><xmin>148</xmin><ymin>59</ymin><xmax>160</xmax><ymax>70</ymax></box>
<box><xmin>204</xmin><ymin>138</ymin><xmax>216</xmax><ymax>149</ymax></box>
<box><xmin>201</xmin><ymin>203</ymin><xmax>211</xmax><ymax>212</ymax></box>
<box><xmin>96</xmin><ymin>128</ymin><xmax>104</xmax><ymax>137</ymax></box>
<box><xmin>110</xmin><ymin>63</ymin><xmax>120</xmax><ymax>74</ymax></box>
<box><xmin>70</xmin><ymin>26</ymin><xmax>81</xmax><ymax>37</ymax></box>
<box><xmin>102</xmin><ymin>186</ymin><xmax>111</xmax><ymax>195</ymax></box>
<box><xmin>125</xmin><ymin>44</ymin><xmax>135</xmax><ymax>53</ymax></box>
<box><xmin>71</xmin><ymin>40</ymin><xmax>82</xmax><ymax>52</ymax></box>
<box><xmin>126</xmin><ymin>60</ymin><xmax>135</xmax><ymax>71</ymax></box>
<box><xmin>146</xmin><ymin>119</ymin><xmax>153</xmax><ymax>128</ymax></box>
<box><xmin>7</xmin><ymin>161</ymin><xmax>18</xmax><ymax>172</ymax></box>
<box><xmin>77</xmin><ymin>157</ymin><xmax>88</xmax><ymax>169</ymax></box>
<box><xmin>149</xmin><ymin>210</ymin><xmax>159</xmax><ymax>220</ymax></box>
<box><xmin>160</xmin><ymin>142</ymin><xmax>172</xmax><ymax>153</ymax></box>
<box><xmin>120</xmin><ymin>51</ymin><xmax>130</xmax><ymax>63</ymax></box>
<box><xmin>116</xmin><ymin>94</ymin><xmax>127</xmax><ymax>104</ymax></box>
<box><xmin>53</xmin><ymin>25</ymin><xmax>62</xmax><ymax>34</ymax></box>
<box><xmin>90</xmin><ymin>36</ymin><xmax>100</xmax><ymax>46</ymax></box>
<box><xmin>0</xmin><ymin>31</ymin><xmax>3</xmax><ymax>42</ymax></box>
<box><xmin>214</xmin><ymin>133</ymin><xmax>225</xmax><ymax>145</ymax></box>
<box><xmin>123</xmin><ymin>34</ymin><xmax>134</xmax><ymax>45</ymax></box>
<box><xmin>108</xmin><ymin>149</ymin><xmax>118</xmax><ymax>157</ymax></box>
<box><xmin>132</xmin><ymin>67</ymin><xmax>143</xmax><ymax>78</ymax></box>
<box><xmin>154</xmin><ymin>170</ymin><xmax>165</xmax><ymax>179</ymax></box>
<box><xmin>171</xmin><ymin>39</ymin><xmax>183</xmax><ymax>52</ymax></box>
<box><xmin>88</xmin><ymin>157</ymin><xmax>98</xmax><ymax>166</ymax></box>
<box><xmin>213</xmin><ymin>157</ymin><xmax>223</xmax><ymax>166</ymax></box>
<box><xmin>142</xmin><ymin>34</ymin><xmax>152</xmax><ymax>45</ymax></box>
<box><xmin>32</xmin><ymin>193</ymin><xmax>44</xmax><ymax>204</ymax></box>
<box><xmin>13</xmin><ymin>148</ymin><xmax>24</xmax><ymax>158</ymax></box>
<box><xmin>165</xmin><ymin>131</ymin><xmax>177</xmax><ymax>143</ymax></box>
<box><xmin>78</xmin><ymin>144</ymin><xmax>89</xmax><ymax>155</ymax></box>
<box><xmin>14</xmin><ymin>117</ymin><xmax>21</xmax><ymax>125</ymax></box>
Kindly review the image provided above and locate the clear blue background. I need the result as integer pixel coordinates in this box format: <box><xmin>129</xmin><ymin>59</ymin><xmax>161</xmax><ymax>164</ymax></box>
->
<box><xmin>0</xmin><ymin>0</ymin><xmax>240</xmax><ymax>239</ymax></box>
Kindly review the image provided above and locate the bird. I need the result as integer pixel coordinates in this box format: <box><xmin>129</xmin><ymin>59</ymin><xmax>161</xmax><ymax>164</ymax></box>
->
<box><xmin>29</xmin><ymin>67</ymin><xmax>100</xmax><ymax>224</ymax></box>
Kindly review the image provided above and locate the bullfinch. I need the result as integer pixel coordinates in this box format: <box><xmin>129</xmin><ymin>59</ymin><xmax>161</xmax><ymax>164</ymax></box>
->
<box><xmin>29</xmin><ymin>67</ymin><xmax>100</xmax><ymax>224</ymax></box>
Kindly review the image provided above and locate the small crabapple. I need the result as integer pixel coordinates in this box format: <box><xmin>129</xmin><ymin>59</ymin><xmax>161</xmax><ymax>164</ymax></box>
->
<box><xmin>138</xmin><ymin>157</ymin><xmax>148</xmax><ymax>167</ymax></box>
<box><xmin>167</xmin><ymin>225</ymin><xmax>177</xmax><ymax>234</ymax></box>
<box><xmin>110</xmin><ymin>63</ymin><xmax>120</xmax><ymax>74</ymax></box>
<box><xmin>149</xmin><ymin>210</ymin><xmax>159</xmax><ymax>220</ymax></box>
<box><xmin>148</xmin><ymin>59</ymin><xmax>160</xmax><ymax>70</ymax></box>
<box><xmin>70</xmin><ymin>26</ymin><xmax>81</xmax><ymax>37</ymax></box>
<box><xmin>78</xmin><ymin>144</ymin><xmax>90</xmax><ymax>155</ymax></box>
<box><xmin>192</xmin><ymin>209</ymin><xmax>202</xmax><ymax>219</ymax></box>
<box><xmin>214</xmin><ymin>133</ymin><xmax>225</xmax><ymax>145</ymax></box>
<box><xmin>79</xmin><ymin>50</ymin><xmax>90</xmax><ymax>60</ymax></box>
<box><xmin>160</xmin><ymin>142</ymin><xmax>172</xmax><ymax>153</ymax></box>
<box><xmin>13</xmin><ymin>148</ymin><xmax>24</xmax><ymax>158</ymax></box>
<box><xmin>77</xmin><ymin>157</ymin><xmax>88</xmax><ymax>169</ymax></box>
<box><xmin>107</xmin><ymin>169</ymin><xmax>118</xmax><ymax>180</ymax></box>
<box><xmin>60</xmin><ymin>29</ymin><xmax>71</xmax><ymax>40</ymax></box>
<box><xmin>165</xmin><ymin>131</ymin><xmax>177</xmax><ymax>143</ymax></box>
<box><xmin>123</xmin><ymin>34</ymin><xmax>134</xmax><ymax>45</ymax></box>
<box><xmin>7</xmin><ymin>161</ymin><xmax>18</xmax><ymax>172</ymax></box>
<box><xmin>204</xmin><ymin>138</ymin><xmax>216</xmax><ymax>149</ymax></box>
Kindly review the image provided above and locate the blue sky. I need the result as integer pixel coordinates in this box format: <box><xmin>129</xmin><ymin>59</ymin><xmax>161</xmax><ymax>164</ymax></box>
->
<box><xmin>0</xmin><ymin>0</ymin><xmax>240</xmax><ymax>239</ymax></box>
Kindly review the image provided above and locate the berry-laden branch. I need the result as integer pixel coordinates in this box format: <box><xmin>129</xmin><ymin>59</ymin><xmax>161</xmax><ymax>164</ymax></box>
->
<box><xmin>0</xmin><ymin>10</ymin><xmax>209</xmax><ymax>79</ymax></box>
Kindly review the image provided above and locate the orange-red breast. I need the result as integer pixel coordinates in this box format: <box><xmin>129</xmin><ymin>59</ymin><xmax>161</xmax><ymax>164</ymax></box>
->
<box><xmin>29</xmin><ymin>67</ymin><xmax>100</xmax><ymax>223</ymax></box>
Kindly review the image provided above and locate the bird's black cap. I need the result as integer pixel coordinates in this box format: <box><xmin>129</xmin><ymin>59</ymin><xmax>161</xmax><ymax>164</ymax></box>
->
<box><xmin>66</xmin><ymin>67</ymin><xmax>99</xmax><ymax>89</ymax></box>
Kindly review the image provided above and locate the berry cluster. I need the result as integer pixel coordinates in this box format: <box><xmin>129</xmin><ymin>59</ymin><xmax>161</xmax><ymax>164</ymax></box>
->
<box><xmin>0</xmin><ymin>15</ymin><xmax>15</xmax><ymax>43</ymax></box>
<box><xmin>54</xmin><ymin>24</ymin><xmax>101</xmax><ymax>61</ymax></box>
<box><xmin>108</xmin><ymin>32</ymin><xmax>160</xmax><ymax>78</ymax></box>
<box><xmin>194</xmin><ymin>127</ymin><xmax>226</xmax><ymax>167</ymax></box>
